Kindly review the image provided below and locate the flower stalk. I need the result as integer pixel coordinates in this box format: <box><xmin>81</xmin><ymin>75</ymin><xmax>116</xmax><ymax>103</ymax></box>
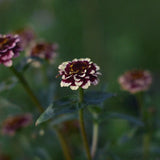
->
<box><xmin>143</xmin><ymin>133</ymin><xmax>150</xmax><ymax>160</ymax></box>
<box><xmin>136</xmin><ymin>92</ymin><xmax>150</xmax><ymax>160</ymax></box>
<box><xmin>10</xmin><ymin>66</ymin><xmax>44</xmax><ymax>113</ymax></box>
<box><xmin>55</xmin><ymin>129</ymin><xmax>72</xmax><ymax>160</ymax></box>
<box><xmin>91</xmin><ymin>114</ymin><xmax>99</xmax><ymax>158</ymax></box>
<box><xmin>78</xmin><ymin>88</ymin><xmax>92</xmax><ymax>160</ymax></box>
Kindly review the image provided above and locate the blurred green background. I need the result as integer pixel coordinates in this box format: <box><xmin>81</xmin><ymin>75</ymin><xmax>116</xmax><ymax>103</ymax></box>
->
<box><xmin>1</xmin><ymin>0</ymin><xmax>160</xmax><ymax>84</ymax></box>
<box><xmin>0</xmin><ymin>0</ymin><xmax>160</xmax><ymax>159</ymax></box>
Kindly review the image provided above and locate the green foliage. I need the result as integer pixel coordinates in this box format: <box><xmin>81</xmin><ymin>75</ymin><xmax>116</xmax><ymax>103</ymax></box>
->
<box><xmin>0</xmin><ymin>97</ymin><xmax>22</xmax><ymax>122</ymax></box>
<box><xmin>0</xmin><ymin>77</ymin><xmax>17</xmax><ymax>92</ymax></box>
<box><xmin>103</xmin><ymin>112</ymin><xmax>144</xmax><ymax>127</ymax></box>
<box><xmin>84</xmin><ymin>91</ymin><xmax>115</xmax><ymax>105</ymax></box>
<box><xmin>36</xmin><ymin>97</ymin><xmax>78</xmax><ymax>126</ymax></box>
<box><xmin>16</xmin><ymin>56</ymin><xmax>44</xmax><ymax>72</ymax></box>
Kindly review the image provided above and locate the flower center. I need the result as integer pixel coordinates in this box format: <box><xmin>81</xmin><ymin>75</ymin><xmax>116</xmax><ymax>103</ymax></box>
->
<box><xmin>131</xmin><ymin>71</ymin><xmax>144</xmax><ymax>80</ymax></box>
<box><xmin>0</xmin><ymin>38</ymin><xmax>9</xmax><ymax>49</ymax></box>
<box><xmin>69</xmin><ymin>61</ymin><xmax>88</xmax><ymax>74</ymax></box>
<box><xmin>32</xmin><ymin>44</ymin><xmax>46</xmax><ymax>55</ymax></box>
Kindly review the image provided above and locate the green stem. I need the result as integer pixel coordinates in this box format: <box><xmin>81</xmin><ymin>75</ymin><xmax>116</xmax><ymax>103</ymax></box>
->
<box><xmin>136</xmin><ymin>92</ymin><xmax>150</xmax><ymax>160</ymax></box>
<box><xmin>10</xmin><ymin>66</ymin><xmax>44</xmax><ymax>113</ymax></box>
<box><xmin>136</xmin><ymin>92</ymin><xmax>145</xmax><ymax>120</ymax></box>
<box><xmin>55</xmin><ymin>129</ymin><xmax>72</xmax><ymax>160</ymax></box>
<box><xmin>78</xmin><ymin>88</ymin><xmax>92</xmax><ymax>160</ymax></box>
<box><xmin>143</xmin><ymin>133</ymin><xmax>150</xmax><ymax>160</ymax></box>
<box><xmin>79</xmin><ymin>87</ymin><xmax>84</xmax><ymax>102</ymax></box>
<box><xmin>91</xmin><ymin>122</ymin><xmax>98</xmax><ymax>158</ymax></box>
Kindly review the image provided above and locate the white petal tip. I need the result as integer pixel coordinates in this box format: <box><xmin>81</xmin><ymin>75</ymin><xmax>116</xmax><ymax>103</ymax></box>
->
<box><xmin>81</xmin><ymin>81</ymin><xmax>91</xmax><ymax>89</ymax></box>
<box><xmin>70</xmin><ymin>85</ymin><xmax>79</xmax><ymax>90</ymax></box>
<box><xmin>60</xmin><ymin>81</ymin><xmax>71</xmax><ymax>87</ymax></box>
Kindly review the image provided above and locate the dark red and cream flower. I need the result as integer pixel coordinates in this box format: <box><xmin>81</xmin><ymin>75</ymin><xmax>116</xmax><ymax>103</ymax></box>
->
<box><xmin>1</xmin><ymin>114</ymin><xmax>32</xmax><ymax>136</ymax></box>
<box><xmin>118</xmin><ymin>70</ymin><xmax>152</xmax><ymax>94</ymax></box>
<box><xmin>0</xmin><ymin>34</ymin><xmax>22</xmax><ymax>67</ymax></box>
<box><xmin>58</xmin><ymin>58</ymin><xmax>101</xmax><ymax>90</ymax></box>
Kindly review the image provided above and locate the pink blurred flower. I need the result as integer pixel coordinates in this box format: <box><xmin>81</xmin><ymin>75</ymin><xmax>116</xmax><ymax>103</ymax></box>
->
<box><xmin>0</xmin><ymin>34</ymin><xmax>22</xmax><ymax>67</ymax></box>
<box><xmin>58</xmin><ymin>58</ymin><xmax>101</xmax><ymax>90</ymax></box>
<box><xmin>1</xmin><ymin>114</ymin><xmax>32</xmax><ymax>136</ymax></box>
<box><xmin>118</xmin><ymin>70</ymin><xmax>152</xmax><ymax>94</ymax></box>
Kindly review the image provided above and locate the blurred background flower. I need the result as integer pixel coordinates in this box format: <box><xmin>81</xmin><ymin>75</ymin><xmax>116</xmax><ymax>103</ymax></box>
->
<box><xmin>118</xmin><ymin>70</ymin><xmax>152</xmax><ymax>94</ymax></box>
<box><xmin>30</xmin><ymin>42</ymin><xmax>58</xmax><ymax>62</ymax></box>
<box><xmin>1</xmin><ymin>113</ymin><xmax>32</xmax><ymax>136</ymax></box>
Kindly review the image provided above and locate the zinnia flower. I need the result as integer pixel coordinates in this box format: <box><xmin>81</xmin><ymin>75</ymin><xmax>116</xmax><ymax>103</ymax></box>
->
<box><xmin>0</xmin><ymin>34</ymin><xmax>22</xmax><ymax>67</ymax></box>
<box><xmin>118</xmin><ymin>70</ymin><xmax>152</xmax><ymax>94</ymax></box>
<box><xmin>1</xmin><ymin>114</ymin><xmax>32</xmax><ymax>136</ymax></box>
<box><xmin>58</xmin><ymin>58</ymin><xmax>101</xmax><ymax>90</ymax></box>
<box><xmin>30</xmin><ymin>42</ymin><xmax>58</xmax><ymax>62</ymax></box>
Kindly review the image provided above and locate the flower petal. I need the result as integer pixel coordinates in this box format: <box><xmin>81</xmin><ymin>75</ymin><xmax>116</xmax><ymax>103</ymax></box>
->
<box><xmin>3</xmin><ymin>60</ymin><xmax>13</xmax><ymax>67</ymax></box>
<box><xmin>81</xmin><ymin>80</ymin><xmax>91</xmax><ymax>89</ymax></box>
<box><xmin>60</xmin><ymin>81</ymin><xmax>72</xmax><ymax>87</ymax></box>
<box><xmin>70</xmin><ymin>85</ymin><xmax>79</xmax><ymax>90</ymax></box>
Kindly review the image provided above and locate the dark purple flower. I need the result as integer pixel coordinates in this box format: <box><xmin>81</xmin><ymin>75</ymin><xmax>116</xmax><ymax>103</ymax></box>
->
<box><xmin>58</xmin><ymin>58</ymin><xmax>101</xmax><ymax>90</ymax></box>
<box><xmin>0</xmin><ymin>34</ymin><xmax>22</xmax><ymax>67</ymax></box>
<box><xmin>15</xmin><ymin>27</ymin><xmax>35</xmax><ymax>49</ymax></box>
<box><xmin>1</xmin><ymin>114</ymin><xmax>32</xmax><ymax>136</ymax></box>
<box><xmin>118</xmin><ymin>70</ymin><xmax>152</xmax><ymax>94</ymax></box>
<box><xmin>30</xmin><ymin>42</ymin><xmax>58</xmax><ymax>63</ymax></box>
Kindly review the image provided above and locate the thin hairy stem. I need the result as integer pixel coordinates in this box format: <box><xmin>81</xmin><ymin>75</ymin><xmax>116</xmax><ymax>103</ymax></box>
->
<box><xmin>78</xmin><ymin>88</ymin><xmax>92</xmax><ymax>160</ymax></box>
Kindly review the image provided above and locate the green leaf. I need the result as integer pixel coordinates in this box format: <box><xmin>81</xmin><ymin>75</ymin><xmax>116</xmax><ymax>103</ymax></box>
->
<box><xmin>102</xmin><ymin>112</ymin><xmax>144</xmax><ymax>126</ymax></box>
<box><xmin>0</xmin><ymin>77</ymin><xmax>17</xmax><ymax>92</ymax></box>
<box><xmin>16</xmin><ymin>56</ymin><xmax>44</xmax><ymax>72</ymax></box>
<box><xmin>118</xmin><ymin>127</ymin><xmax>138</xmax><ymax>144</ymax></box>
<box><xmin>34</xmin><ymin>148</ymin><xmax>52</xmax><ymax>160</ymax></box>
<box><xmin>84</xmin><ymin>91</ymin><xmax>115</xmax><ymax>105</ymax></box>
<box><xmin>36</xmin><ymin>104</ymin><xmax>54</xmax><ymax>126</ymax></box>
<box><xmin>36</xmin><ymin>98</ymin><xmax>77</xmax><ymax>126</ymax></box>
<box><xmin>0</xmin><ymin>97</ymin><xmax>22</xmax><ymax>123</ymax></box>
<box><xmin>88</xmin><ymin>105</ymin><xmax>102</xmax><ymax>114</ymax></box>
<box><xmin>150</xmin><ymin>146</ymin><xmax>160</xmax><ymax>155</ymax></box>
<box><xmin>39</xmin><ymin>82</ymin><xmax>56</xmax><ymax>107</ymax></box>
<box><xmin>50</xmin><ymin>113</ymin><xmax>77</xmax><ymax>126</ymax></box>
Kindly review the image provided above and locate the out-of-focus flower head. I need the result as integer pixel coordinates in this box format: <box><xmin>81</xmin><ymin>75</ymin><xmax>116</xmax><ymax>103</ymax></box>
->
<box><xmin>15</xmin><ymin>27</ymin><xmax>35</xmax><ymax>49</ymax></box>
<box><xmin>29</xmin><ymin>42</ymin><xmax>58</xmax><ymax>67</ymax></box>
<box><xmin>0</xmin><ymin>34</ymin><xmax>22</xmax><ymax>67</ymax></box>
<box><xmin>118</xmin><ymin>70</ymin><xmax>152</xmax><ymax>94</ymax></box>
<box><xmin>57</xmin><ymin>58</ymin><xmax>101</xmax><ymax>90</ymax></box>
<box><xmin>1</xmin><ymin>113</ymin><xmax>32</xmax><ymax>136</ymax></box>
<box><xmin>30</xmin><ymin>42</ymin><xmax>58</xmax><ymax>64</ymax></box>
